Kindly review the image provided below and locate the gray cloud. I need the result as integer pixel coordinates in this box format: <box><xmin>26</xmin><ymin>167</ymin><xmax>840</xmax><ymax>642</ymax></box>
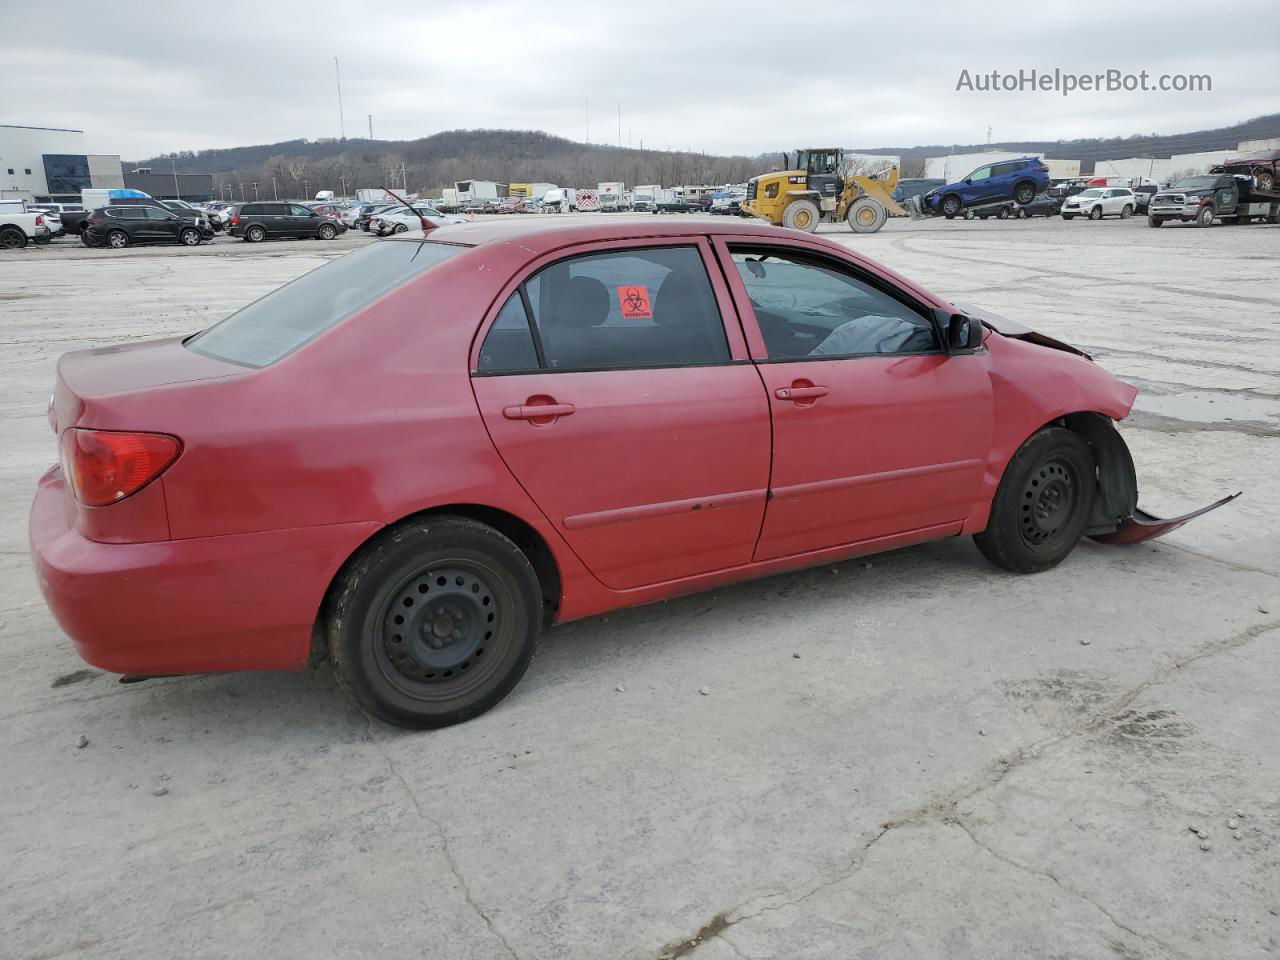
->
<box><xmin>4</xmin><ymin>0</ymin><xmax>1276</xmax><ymax>159</ymax></box>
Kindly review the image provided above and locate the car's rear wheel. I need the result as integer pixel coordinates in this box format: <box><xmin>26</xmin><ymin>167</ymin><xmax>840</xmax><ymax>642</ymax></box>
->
<box><xmin>0</xmin><ymin>226</ymin><xmax>27</xmax><ymax>249</ymax></box>
<box><xmin>782</xmin><ymin>199</ymin><xmax>821</xmax><ymax>232</ymax></box>
<box><xmin>997</xmin><ymin>207</ymin><xmax>1010</xmax><ymax>219</ymax></box>
<box><xmin>107</xmin><ymin>230</ymin><xmax>129</xmax><ymax>248</ymax></box>
<box><xmin>80</xmin><ymin>231</ymin><xmax>98</xmax><ymax>246</ymax></box>
<box><xmin>1013</xmin><ymin>181</ymin><xmax>1036</xmax><ymax>205</ymax></box>
<box><xmin>179</xmin><ymin>227</ymin><xmax>201</xmax><ymax>245</ymax></box>
<box><xmin>1088</xmin><ymin>206</ymin><xmax>1103</xmax><ymax>221</ymax></box>
<box><xmin>973</xmin><ymin>427</ymin><xmax>1095</xmax><ymax>574</ymax></box>
<box><xmin>327</xmin><ymin>517</ymin><xmax>541</xmax><ymax>729</ymax></box>
<box><xmin>1120</xmin><ymin>204</ymin><xmax>1133</xmax><ymax>219</ymax></box>
<box><xmin>245</xmin><ymin>225</ymin><xmax>266</xmax><ymax>243</ymax></box>
<box><xmin>940</xmin><ymin>194</ymin><xmax>962</xmax><ymax>217</ymax></box>
<box><xmin>318</xmin><ymin>222</ymin><xmax>337</xmax><ymax>240</ymax></box>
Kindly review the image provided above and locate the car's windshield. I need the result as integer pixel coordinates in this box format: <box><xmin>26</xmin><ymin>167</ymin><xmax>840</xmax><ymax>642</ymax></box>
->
<box><xmin>188</xmin><ymin>240</ymin><xmax>463</xmax><ymax>367</ymax></box>
<box><xmin>1172</xmin><ymin>177</ymin><xmax>1218</xmax><ymax>190</ymax></box>
<box><xmin>1076</xmin><ymin>189</ymin><xmax>1104</xmax><ymax>198</ymax></box>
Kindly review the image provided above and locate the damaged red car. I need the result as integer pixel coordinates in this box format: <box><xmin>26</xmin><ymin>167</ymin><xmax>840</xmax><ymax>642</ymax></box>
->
<box><xmin>29</xmin><ymin>219</ymin><xmax>1234</xmax><ymax>728</ymax></box>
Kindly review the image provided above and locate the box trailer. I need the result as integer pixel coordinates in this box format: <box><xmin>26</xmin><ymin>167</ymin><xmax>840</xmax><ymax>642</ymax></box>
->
<box><xmin>597</xmin><ymin>181</ymin><xmax>625</xmax><ymax>211</ymax></box>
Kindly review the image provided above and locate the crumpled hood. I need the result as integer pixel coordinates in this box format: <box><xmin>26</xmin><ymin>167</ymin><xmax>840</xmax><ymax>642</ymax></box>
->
<box><xmin>954</xmin><ymin>301</ymin><xmax>1092</xmax><ymax>360</ymax></box>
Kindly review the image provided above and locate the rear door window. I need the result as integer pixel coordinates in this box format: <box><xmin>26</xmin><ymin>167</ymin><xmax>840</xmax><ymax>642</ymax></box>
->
<box><xmin>519</xmin><ymin>247</ymin><xmax>730</xmax><ymax>371</ymax></box>
<box><xmin>189</xmin><ymin>241</ymin><xmax>463</xmax><ymax>367</ymax></box>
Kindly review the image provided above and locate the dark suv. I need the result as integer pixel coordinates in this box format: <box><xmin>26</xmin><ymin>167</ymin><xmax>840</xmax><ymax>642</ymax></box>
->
<box><xmin>920</xmin><ymin>157</ymin><xmax>1051</xmax><ymax>217</ymax></box>
<box><xmin>229</xmin><ymin>202</ymin><xmax>346</xmax><ymax>242</ymax></box>
<box><xmin>81</xmin><ymin>206</ymin><xmax>214</xmax><ymax>249</ymax></box>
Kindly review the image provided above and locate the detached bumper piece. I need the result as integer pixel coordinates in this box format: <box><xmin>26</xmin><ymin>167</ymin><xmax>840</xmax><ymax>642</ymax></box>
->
<box><xmin>1089</xmin><ymin>492</ymin><xmax>1241</xmax><ymax>546</ymax></box>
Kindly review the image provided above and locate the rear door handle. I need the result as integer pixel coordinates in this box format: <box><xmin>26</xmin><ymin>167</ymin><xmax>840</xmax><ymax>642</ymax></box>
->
<box><xmin>774</xmin><ymin>386</ymin><xmax>829</xmax><ymax>401</ymax></box>
<box><xmin>503</xmin><ymin>402</ymin><xmax>576</xmax><ymax>420</ymax></box>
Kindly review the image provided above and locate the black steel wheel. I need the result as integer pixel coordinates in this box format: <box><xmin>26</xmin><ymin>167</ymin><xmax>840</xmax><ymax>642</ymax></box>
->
<box><xmin>0</xmin><ymin>226</ymin><xmax>26</xmax><ymax>249</ymax></box>
<box><xmin>974</xmin><ymin>427</ymin><xmax>1095</xmax><ymax>573</ymax></box>
<box><xmin>328</xmin><ymin>516</ymin><xmax>541</xmax><ymax>729</ymax></box>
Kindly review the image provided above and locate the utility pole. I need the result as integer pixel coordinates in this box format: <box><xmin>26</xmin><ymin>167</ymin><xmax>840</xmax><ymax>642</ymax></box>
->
<box><xmin>272</xmin><ymin>177</ymin><xmax>278</xmax><ymax>200</ymax></box>
<box><xmin>304</xmin><ymin>178</ymin><xmax>310</xmax><ymax>200</ymax></box>
<box><xmin>339</xmin><ymin>174</ymin><xmax>348</xmax><ymax>199</ymax></box>
<box><xmin>368</xmin><ymin>114</ymin><xmax>373</xmax><ymax>139</ymax></box>
<box><xmin>252</xmin><ymin>182</ymin><xmax>259</xmax><ymax>200</ymax></box>
<box><xmin>334</xmin><ymin>57</ymin><xmax>346</xmax><ymax>139</ymax></box>
<box><xmin>585</xmin><ymin>97</ymin><xmax>589</xmax><ymax>144</ymax></box>
<box><xmin>171</xmin><ymin>156</ymin><xmax>181</xmax><ymax>201</ymax></box>
<box><xmin>617</xmin><ymin>102</ymin><xmax>621</xmax><ymax>148</ymax></box>
<box><xmin>986</xmin><ymin>124</ymin><xmax>992</xmax><ymax>145</ymax></box>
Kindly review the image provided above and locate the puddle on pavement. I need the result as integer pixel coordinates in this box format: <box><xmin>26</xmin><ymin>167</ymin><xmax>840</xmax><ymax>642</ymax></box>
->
<box><xmin>1130</xmin><ymin>381</ymin><xmax>1280</xmax><ymax>434</ymax></box>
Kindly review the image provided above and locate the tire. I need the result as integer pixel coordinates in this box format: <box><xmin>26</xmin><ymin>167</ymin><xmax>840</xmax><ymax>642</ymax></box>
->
<box><xmin>964</xmin><ymin>209</ymin><xmax>976</xmax><ymax>220</ymax></box>
<box><xmin>318</xmin><ymin>222</ymin><xmax>337</xmax><ymax>240</ymax></box>
<box><xmin>327</xmin><ymin>516</ymin><xmax>542</xmax><ymax>729</ymax></box>
<box><xmin>1147</xmin><ymin>216</ymin><xmax>1163</xmax><ymax>227</ymax></box>
<box><xmin>0</xmin><ymin>226</ymin><xmax>27</xmax><ymax>250</ymax></box>
<box><xmin>80</xmin><ymin>231</ymin><xmax>98</xmax><ymax>247</ymax></box>
<box><xmin>997</xmin><ymin>207</ymin><xmax>1010</xmax><ymax>219</ymax></box>
<box><xmin>1088</xmin><ymin>206</ymin><xmax>1103</xmax><ymax>221</ymax></box>
<box><xmin>393</xmin><ymin>222</ymin><xmax>408</xmax><ymax>234</ymax></box>
<box><xmin>846</xmin><ymin>197</ymin><xmax>886</xmax><ymax>234</ymax></box>
<box><xmin>179</xmin><ymin>227</ymin><xmax>201</xmax><ymax>246</ymax></box>
<box><xmin>1062</xmin><ymin>214</ymin><xmax>1074</xmax><ymax>220</ymax></box>
<box><xmin>973</xmin><ymin>427</ymin><xmax>1095</xmax><ymax>574</ymax></box>
<box><xmin>1012</xmin><ymin>181</ymin><xmax>1036</xmax><ymax>205</ymax></box>
<box><xmin>106</xmin><ymin>230</ymin><xmax>129</xmax><ymax>249</ymax></box>
<box><xmin>1255</xmin><ymin>169</ymin><xmax>1275</xmax><ymax>192</ymax></box>
<box><xmin>940</xmin><ymin>194</ymin><xmax>962</xmax><ymax>217</ymax></box>
<box><xmin>782</xmin><ymin>199</ymin><xmax>821</xmax><ymax>232</ymax></box>
<box><xmin>1196</xmin><ymin>205</ymin><xmax>1215</xmax><ymax>228</ymax></box>
<box><xmin>245</xmin><ymin>225</ymin><xmax>266</xmax><ymax>243</ymax></box>
<box><xmin>944</xmin><ymin>213</ymin><xmax>955</xmax><ymax>220</ymax></box>
<box><xmin>1016</xmin><ymin>208</ymin><xmax>1029</xmax><ymax>219</ymax></box>
<box><xmin>1120</xmin><ymin>205</ymin><xmax>1133</xmax><ymax>219</ymax></box>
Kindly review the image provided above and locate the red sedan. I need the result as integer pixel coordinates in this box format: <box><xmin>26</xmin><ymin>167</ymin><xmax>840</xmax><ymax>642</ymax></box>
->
<box><xmin>29</xmin><ymin>219</ymin><xmax>1233</xmax><ymax>728</ymax></box>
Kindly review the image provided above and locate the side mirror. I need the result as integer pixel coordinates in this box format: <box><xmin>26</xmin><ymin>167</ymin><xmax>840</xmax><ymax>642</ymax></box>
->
<box><xmin>945</xmin><ymin>314</ymin><xmax>983</xmax><ymax>351</ymax></box>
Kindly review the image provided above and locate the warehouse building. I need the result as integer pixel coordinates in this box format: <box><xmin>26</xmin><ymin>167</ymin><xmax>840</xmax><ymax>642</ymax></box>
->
<box><xmin>0</xmin><ymin>124</ymin><xmax>123</xmax><ymax>201</ymax></box>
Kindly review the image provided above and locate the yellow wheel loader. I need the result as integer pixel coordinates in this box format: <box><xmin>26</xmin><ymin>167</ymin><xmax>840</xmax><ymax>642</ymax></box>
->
<box><xmin>742</xmin><ymin>148</ymin><xmax>907</xmax><ymax>234</ymax></box>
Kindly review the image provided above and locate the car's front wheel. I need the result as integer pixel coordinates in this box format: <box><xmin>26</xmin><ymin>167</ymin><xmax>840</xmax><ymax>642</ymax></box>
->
<box><xmin>940</xmin><ymin>194</ymin><xmax>962</xmax><ymax>217</ymax></box>
<box><xmin>1088</xmin><ymin>206</ymin><xmax>1103</xmax><ymax>221</ymax></box>
<box><xmin>1120</xmin><ymin>204</ymin><xmax>1133</xmax><ymax>219</ymax></box>
<box><xmin>1147</xmin><ymin>216</ymin><xmax>1164</xmax><ymax>227</ymax></box>
<box><xmin>1196</xmin><ymin>206</ymin><xmax>1215</xmax><ymax>228</ymax></box>
<box><xmin>973</xmin><ymin>427</ymin><xmax>1095</xmax><ymax>574</ymax></box>
<box><xmin>179</xmin><ymin>227</ymin><xmax>201</xmax><ymax>246</ymax></box>
<box><xmin>327</xmin><ymin>517</ymin><xmax>542</xmax><ymax>729</ymax></box>
<box><xmin>318</xmin><ymin>222</ymin><xmax>337</xmax><ymax>240</ymax></box>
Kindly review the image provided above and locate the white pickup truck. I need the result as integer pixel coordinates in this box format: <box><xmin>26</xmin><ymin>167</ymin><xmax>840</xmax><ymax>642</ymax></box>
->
<box><xmin>0</xmin><ymin>199</ymin><xmax>54</xmax><ymax>249</ymax></box>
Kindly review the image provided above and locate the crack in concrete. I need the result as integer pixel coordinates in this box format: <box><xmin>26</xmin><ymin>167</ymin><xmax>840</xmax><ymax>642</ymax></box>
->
<box><xmin>664</xmin><ymin>619</ymin><xmax>1280</xmax><ymax>958</ymax></box>
<box><xmin>367</xmin><ymin>717</ymin><xmax>523</xmax><ymax>960</ymax></box>
<box><xmin>950</xmin><ymin>820</ymin><xmax>1185</xmax><ymax>959</ymax></box>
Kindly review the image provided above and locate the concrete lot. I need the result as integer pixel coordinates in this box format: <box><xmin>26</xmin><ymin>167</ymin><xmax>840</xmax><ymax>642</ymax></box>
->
<box><xmin>2</xmin><ymin>216</ymin><xmax>1278</xmax><ymax>960</ymax></box>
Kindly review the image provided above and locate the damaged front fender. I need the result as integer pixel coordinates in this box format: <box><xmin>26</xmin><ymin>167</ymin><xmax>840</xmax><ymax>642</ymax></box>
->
<box><xmin>1066</xmin><ymin>412</ymin><xmax>1240</xmax><ymax>545</ymax></box>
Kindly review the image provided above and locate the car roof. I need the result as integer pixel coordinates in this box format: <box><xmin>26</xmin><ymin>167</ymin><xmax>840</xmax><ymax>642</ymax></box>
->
<box><xmin>402</xmin><ymin>216</ymin><xmax>804</xmax><ymax>252</ymax></box>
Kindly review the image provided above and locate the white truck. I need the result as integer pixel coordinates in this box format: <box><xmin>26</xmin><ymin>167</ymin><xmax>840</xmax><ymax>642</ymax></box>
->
<box><xmin>0</xmin><ymin>199</ymin><xmax>54</xmax><ymax>249</ymax></box>
<box><xmin>455</xmin><ymin>180</ymin><xmax>500</xmax><ymax>211</ymax></box>
<box><xmin>576</xmin><ymin>189</ymin><xmax>601</xmax><ymax>212</ymax></box>
<box><xmin>632</xmin><ymin>184</ymin><xmax>670</xmax><ymax>212</ymax></box>
<box><xmin>541</xmin><ymin>187</ymin><xmax>578</xmax><ymax>213</ymax></box>
<box><xmin>597</xmin><ymin>181</ymin><xmax>625</xmax><ymax>212</ymax></box>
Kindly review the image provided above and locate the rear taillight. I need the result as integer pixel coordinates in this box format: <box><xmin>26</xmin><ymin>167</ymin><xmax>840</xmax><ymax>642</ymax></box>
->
<box><xmin>230</xmin><ymin>214</ymin><xmax>240</xmax><ymax>225</ymax></box>
<box><xmin>34</xmin><ymin>214</ymin><xmax>44</xmax><ymax>226</ymax></box>
<box><xmin>60</xmin><ymin>429</ymin><xmax>181</xmax><ymax>507</ymax></box>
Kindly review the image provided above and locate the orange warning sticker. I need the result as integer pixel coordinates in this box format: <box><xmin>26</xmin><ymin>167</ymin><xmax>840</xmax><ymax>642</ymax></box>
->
<box><xmin>618</xmin><ymin>286</ymin><xmax>652</xmax><ymax>319</ymax></box>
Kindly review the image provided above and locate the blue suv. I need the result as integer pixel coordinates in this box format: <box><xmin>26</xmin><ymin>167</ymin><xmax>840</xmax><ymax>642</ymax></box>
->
<box><xmin>920</xmin><ymin>157</ymin><xmax>1050</xmax><ymax>218</ymax></box>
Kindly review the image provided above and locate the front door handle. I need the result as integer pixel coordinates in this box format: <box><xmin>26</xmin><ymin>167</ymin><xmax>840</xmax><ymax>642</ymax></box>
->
<box><xmin>503</xmin><ymin>401</ymin><xmax>575</xmax><ymax>421</ymax></box>
<box><xmin>775</xmin><ymin>385</ymin><xmax>829</xmax><ymax>401</ymax></box>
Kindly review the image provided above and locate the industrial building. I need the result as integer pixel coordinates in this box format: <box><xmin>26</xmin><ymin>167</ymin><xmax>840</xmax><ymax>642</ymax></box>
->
<box><xmin>122</xmin><ymin>170</ymin><xmax>215</xmax><ymax>202</ymax></box>
<box><xmin>0</xmin><ymin>124</ymin><xmax>123</xmax><ymax>201</ymax></box>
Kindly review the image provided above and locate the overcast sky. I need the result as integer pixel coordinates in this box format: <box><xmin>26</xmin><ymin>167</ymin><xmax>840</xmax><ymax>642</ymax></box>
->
<box><xmin>4</xmin><ymin>0</ymin><xmax>1276</xmax><ymax>160</ymax></box>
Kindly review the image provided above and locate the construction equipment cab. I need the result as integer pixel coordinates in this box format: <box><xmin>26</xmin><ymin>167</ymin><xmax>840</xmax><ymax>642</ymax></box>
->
<box><xmin>742</xmin><ymin>147</ymin><xmax>905</xmax><ymax>234</ymax></box>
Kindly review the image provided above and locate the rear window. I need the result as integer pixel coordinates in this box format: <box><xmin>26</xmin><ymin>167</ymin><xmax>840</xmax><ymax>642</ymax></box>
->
<box><xmin>188</xmin><ymin>240</ymin><xmax>463</xmax><ymax>367</ymax></box>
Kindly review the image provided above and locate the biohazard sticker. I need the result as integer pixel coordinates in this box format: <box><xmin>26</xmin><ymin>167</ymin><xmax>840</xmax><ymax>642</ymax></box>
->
<box><xmin>618</xmin><ymin>286</ymin><xmax>652</xmax><ymax>319</ymax></box>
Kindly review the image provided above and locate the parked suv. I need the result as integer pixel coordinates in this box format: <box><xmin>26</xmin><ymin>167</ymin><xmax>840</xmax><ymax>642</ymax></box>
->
<box><xmin>920</xmin><ymin>158</ymin><xmax>1051</xmax><ymax>217</ymax></box>
<box><xmin>81</xmin><ymin>206</ymin><xmax>213</xmax><ymax>248</ymax></box>
<box><xmin>229</xmin><ymin>202</ymin><xmax>345</xmax><ymax>242</ymax></box>
<box><xmin>1060</xmin><ymin>187</ymin><xmax>1136</xmax><ymax>220</ymax></box>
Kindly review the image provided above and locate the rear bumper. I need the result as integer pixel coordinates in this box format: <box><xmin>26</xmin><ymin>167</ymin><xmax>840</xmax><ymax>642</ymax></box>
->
<box><xmin>29</xmin><ymin>467</ymin><xmax>379</xmax><ymax>676</ymax></box>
